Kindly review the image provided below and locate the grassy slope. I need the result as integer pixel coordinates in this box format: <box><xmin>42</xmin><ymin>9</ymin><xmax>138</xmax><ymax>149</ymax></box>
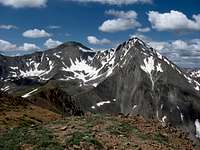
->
<box><xmin>0</xmin><ymin>112</ymin><xmax>198</xmax><ymax>150</ymax></box>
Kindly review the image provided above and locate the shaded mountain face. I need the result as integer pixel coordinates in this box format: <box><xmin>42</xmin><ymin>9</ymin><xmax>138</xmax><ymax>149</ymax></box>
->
<box><xmin>1</xmin><ymin>38</ymin><xmax>200</xmax><ymax>141</ymax></box>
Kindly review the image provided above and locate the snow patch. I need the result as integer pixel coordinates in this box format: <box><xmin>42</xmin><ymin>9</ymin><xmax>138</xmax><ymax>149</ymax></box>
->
<box><xmin>132</xmin><ymin>105</ymin><xmax>137</xmax><ymax>110</ymax></box>
<box><xmin>195</xmin><ymin>86</ymin><xmax>200</xmax><ymax>91</ymax></box>
<box><xmin>61</xmin><ymin>48</ymin><xmax>117</xmax><ymax>86</ymax></box>
<box><xmin>176</xmin><ymin>68</ymin><xmax>182</xmax><ymax>74</ymax></box>
<box><xmin>10</xmin><ymin>66</ymin><xmax>18</xmax><ymax>70</ymax></box>
<box><xmin>22</xmin><ymin>88</ymin><xmax>38</xmax><ymax>98</ymax></box>
<box><xmin>10</xmin><ymin>71</ymin><xmax>17</xmax><ymax>77</ymax></box>
<box><xmin>160</xmin><ymin>104</ymin><xmax>164</xmax><ymax>110</ymax></box>
<box><xmin>79</xmin><ymin>47</ymin><xmax>93</xmax><ymax>52</ymax></box>
<box><xmin>96</xmin><ymin>101</ymin><xmax>111</xmax><ymax>107</ymax></box>
<box><xmin>41</xmin><ymin>53</ymin><xmax>44</xmax><ymax>62</ymax></box>
<box><xmin>53</xmin><ymin>53</ymin><xmax>61</xmax><ymax>58</ymax></box>
<box><xmin>20</xmin><ymin>60</ymin><xmax>54</xmax><ymax>80</ymax></box>
<box><xmin>164</xmin><ymin>58</ymin><xmax>171</xmax><ymax>65</ymax></box>
<box><xmin>92</xmin><ymin>83</ymin><xmax>98</xmax><ymax>87</ymax></box>
<box><xmin>180</xmin><ymin>113</ymin><xmax>184</xmax><ymax>121</ymax></box>
<box><xmin>156</xmin><ymin>63</ymin><xmax>163</xmax><ymax>72</ymax></box>
<box><xmin>195</xmin><ymin>119</ymin><xmax>200</xmax><ymax>138</ymax></box>
<box><xmin>20</xmin><ymin>62</ymin><xmax>44</xmax><ymax>77</ymax></box>
<box><xmin>190</xmin><ymin>70</ymin><xmax>200</xmax><ymax>78</ymax></box>
<box><xmin>91</xmin><ymin>106</ymin><xmax>96</xmax><ymax>109</ymax></box>
<box><xmin>184</xmin><ymin>74</ymin><xmax>192</xmax><ymax>84</ymax></box>
<box><xmin>183</xmin><ymin>73</ymin><xmax>200</xmax><ymax>91</ymax></box>
<box><xmin>1</xmin><ymin>86</ymin><xmax>10</xmax><ymax>92</ymax></box>
<box><xmin>156</xmin><ymin>51</ymin><xmax>163</xmax><ymax>59</ymax></box>
<box><xmin>177</xmin><ymin>106</ymin><xmax>184</xmax><ymax>121</ymax></box>
<box><xmin>141</xmin><ymin>56</ymin><xmax>163</xmax><ymax>89</ymax></box>
<box><xmin>162</xmin><ymin>116</ymin><xmax>167</xmax><ymax>123</ymax></box>
<box><xmin>62</xmin><ymin>58</ymin><xmax>97</xmax><ymax>82</ymax></box>
<box><xmin>141</xmin><ymin>56</ymin><xmax>155</xmax><ymax>75</ymax></box>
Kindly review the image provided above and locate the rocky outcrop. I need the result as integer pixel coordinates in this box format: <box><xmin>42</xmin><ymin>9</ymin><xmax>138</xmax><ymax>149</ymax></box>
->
<box><xmin>32</xmin><ymin>87</ymin><xmax>84</xmax><ymax>116</ymax></box>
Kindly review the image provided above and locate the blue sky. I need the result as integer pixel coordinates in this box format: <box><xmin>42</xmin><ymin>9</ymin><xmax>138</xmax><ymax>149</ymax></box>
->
<box><xmin>0</xmin><ymin>0</ymin><xmax>200</xmax><ymax>68</ymax></box>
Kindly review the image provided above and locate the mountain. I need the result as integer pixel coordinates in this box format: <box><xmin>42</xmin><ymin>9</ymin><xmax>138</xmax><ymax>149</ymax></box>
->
<box><xmin>1</xmin><ymin>37</ymin><xmax>200</xmax><ymax>143</ymax></box>
<box><xmin>186</xmin><ymin>69</ymin><xmax>200</xmax><ymax>82</ymax></box>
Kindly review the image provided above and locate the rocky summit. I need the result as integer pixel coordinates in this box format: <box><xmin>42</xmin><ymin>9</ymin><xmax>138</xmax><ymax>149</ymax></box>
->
<box><xmin>1</xmin><ymin>37</ymin><xmax>200</xmax><ymax>143</ymax></box>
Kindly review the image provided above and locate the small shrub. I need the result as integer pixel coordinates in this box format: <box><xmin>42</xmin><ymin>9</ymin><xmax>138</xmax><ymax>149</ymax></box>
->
<box><xmin>106</xmin><ymin>122</ymin><xmax>138</xmax><ymax>136</ymax></box>
<box><xmin>65</xmin><ymin>131</ymin><xmax>103</xmax><ymax>149</ymax></box>
<box><xmin>153</xmin><ymin>132</ymin><xmax>168</xmax><ymax>144</ymax></box>
<box><xmin>19</xmin><ymin>117</ymin><xmax>36</xmax><ymax>127</ymax></box>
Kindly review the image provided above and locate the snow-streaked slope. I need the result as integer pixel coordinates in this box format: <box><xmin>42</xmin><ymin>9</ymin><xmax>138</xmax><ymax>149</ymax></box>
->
<box><xmin>141</xmin><ymin>56</ymin><xmax>163</xmax><ymax>89</ymax></box>
<box><xmin>19</xmin><ymin>59</ymin><xmax>55</xmax><ymax>80</ymax></box>
<box><xmin>61</xmin><ymin>58</ymin><xmax>97</xmax><ymax>81</ymax></box>
<box><xmin>2</xmin><ymin>37</ymin><xmax>200</xmax><ymax>93</ymax></box>
<box><xmin>190</xmin><ymin>70</ymin><xmax>200</xmax><ymax>78</ymax></box>
<box><xmin>60</xmin><ymin>48</ymin><xmax>117</xmax><ymax>87</ymax></box>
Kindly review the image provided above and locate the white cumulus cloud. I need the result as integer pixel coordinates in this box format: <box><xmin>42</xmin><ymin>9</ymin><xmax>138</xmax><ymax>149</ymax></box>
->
<box><xmin>0</xmin><ymin>39</ymin><xmax>41</xmax><ymax>52</ymax></box>
<box><xmin>105</xmin><ymin>9</ymin><xmax>137</xmax><ymax>18</ymax></box>
<box><xmin>68</xmin><ymin>0</ymin><xmax>152</xmax><ymax>5</ymax></box>
<box><xmin>137</xmin><ymin>27</ymin><xmax>150</xmax><ymax>32</ymax></box>
<box><xmin>87</xmin><ymin>36</ymin><xmax>111</xmax><ymax>45</ymax></box>
<box><xmin>44</xmin><ymin>38</ymin><xmax>62</xmax><ymax>49</ymax></box>
<box><xmin>99</xmin><ymin>10</ymin><xmax>140</xmax><ymax>33</ymax></box>
<box><xmin>18</xmin><ymin>43</ymin><xmax>40</xmax><ymax>51</ymax></box>
<box><xmin>0</xmin><ymin>24</ymin><xmax>17</xmax><ymax>30</ymax></box>
<box><xmin>0</xmin><ymin>39</ymin><xmax>17</xmax><ymax>51</ymax></box>
<box><xmin>0</xmin><ymin>0</ymin><xmax>47</xmax><ymax>8</ymax></box>
<box><xmin>23</xmin><ymin>29</ymin><xmax>51</xmax><ymax>38</ymax></box>
<box><xmin>47</xmin><ymin>25</ymin><xmax>61</xmax><ymax>29</ymax></box>
<box><xmin>148</xmin><ymin>10</ymin><xmax>200</xmax><ymax>32</ymax></box>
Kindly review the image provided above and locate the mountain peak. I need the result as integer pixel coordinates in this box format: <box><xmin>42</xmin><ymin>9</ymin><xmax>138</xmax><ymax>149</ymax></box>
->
<box><xmin>128</xmin><ymin>37</ymin><xmax>146</xmax><ymax>45</ymax></box>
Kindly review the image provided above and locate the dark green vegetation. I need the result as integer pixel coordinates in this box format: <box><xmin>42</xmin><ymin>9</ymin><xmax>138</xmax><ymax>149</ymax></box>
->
<box><xmin>106</xmin><ymin>121</ymin><xmax>168</xmax><ymax>144</ymax></box>
<box><xmin>106</xmin><ymin>122</ymin><xmax>139</xmax><ymax>136</ymax></box>
<box><xmin>0</xmin><ymin>126</ymin><xmax>63</xmax><ymax>150</ymax></box>
<box><xmin>66</xmin><ymin>131</ymin><xmax>103</xmax><ymax>149</ymax></box>
<box><xmin>153</xmin><ymin>132</ymin><xmax>169</xmax><ymax>144</ymax></box>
